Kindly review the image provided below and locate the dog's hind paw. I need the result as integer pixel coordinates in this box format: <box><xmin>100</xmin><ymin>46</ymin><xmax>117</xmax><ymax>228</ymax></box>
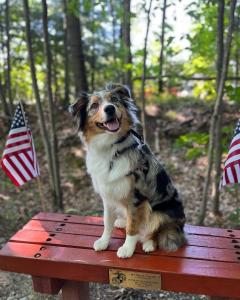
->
<box><xmin>142</xmin><ymin>240</ymin><xmax>155</xmax><ymax>253</ymax></box>
<box><xmin>117</xmin><ymin>245</ymin><xmax>134</xmax><ymax>258</ymax></box>
<box><xmin>114</xmin><ymin>218</ymin><xmax>126</xmax><ymax>228</ymax></box>
<box><xmin>93</xmin><ymin>237</ymin><xmax>109</xmax><ymax>251</ymax></box>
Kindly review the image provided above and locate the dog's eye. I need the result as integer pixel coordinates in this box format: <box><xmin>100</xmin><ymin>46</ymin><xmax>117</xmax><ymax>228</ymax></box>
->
<box><xmin>90</xmin><ymin>103</ymin><xmax>99</xmax><ymax>111</ymax></box>
<box><xmin>111</xmin><ymin>96</ymin><xmax>118</xmax><ymax>103</ymax></box>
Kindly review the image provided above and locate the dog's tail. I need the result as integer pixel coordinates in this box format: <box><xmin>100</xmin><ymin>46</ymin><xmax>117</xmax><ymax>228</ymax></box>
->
<box><xmin>157</xmin><ymin>223</ymin><xmax>186</xmax><ymax>252</ymax></box>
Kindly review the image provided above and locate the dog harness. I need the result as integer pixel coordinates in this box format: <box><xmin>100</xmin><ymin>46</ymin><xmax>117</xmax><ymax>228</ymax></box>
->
<box><xmin>110</xmin><ymin>129</ymin><xmax>185</xmax><ymax>220</ymax></box>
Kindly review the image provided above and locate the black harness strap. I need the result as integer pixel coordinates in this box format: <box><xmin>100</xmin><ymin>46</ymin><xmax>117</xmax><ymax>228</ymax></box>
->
<box><xmin>110</xmin><ymin>129</ymin><xmax>142</xmax><ymax>172</ymax></box>
<box><xmin>129</xmin><ymin>129</ymin><xmax>143</xmax><ymax>143</ymax></box>
<box><xmin>114</xmin><ymin>142</ymin><xmax>139</xmax><ymax>158</ymax></box>
<box><xmin>113</xmin><ymin>130</ymin><xmax>131</xmax><ymax>144</ymax></box>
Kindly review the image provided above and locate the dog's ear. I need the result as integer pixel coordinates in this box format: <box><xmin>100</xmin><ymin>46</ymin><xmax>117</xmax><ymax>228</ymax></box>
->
<box><xmin>68</xmin><ymin>93</ymin><xmax>89</xmax><ymax>131</ymax></box>
<box><xmin>106</xmin><ymin>83</ymin><xmax>131</xmax><ymax>99</ymax></box>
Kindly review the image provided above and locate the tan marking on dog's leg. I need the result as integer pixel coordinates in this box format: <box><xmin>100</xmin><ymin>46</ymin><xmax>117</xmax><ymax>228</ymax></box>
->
<box><xmin>117</xmin><ymin>201</ymin><xmax>150</xmax><ymax>258</ymax></box>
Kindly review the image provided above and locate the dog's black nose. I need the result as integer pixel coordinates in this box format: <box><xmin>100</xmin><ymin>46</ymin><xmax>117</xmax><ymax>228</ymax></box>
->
<box><xmin>104</xmin><ymin>105</ymin><xmax>115</xmax><ymax>115</ymax></box>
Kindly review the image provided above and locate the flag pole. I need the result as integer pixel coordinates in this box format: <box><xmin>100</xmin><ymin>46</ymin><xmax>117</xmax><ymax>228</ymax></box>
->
<box><xmin>36</xmin><ymin>176</ymin><xmax>46</xmax><ymax>211</ymax></box>
<box><xmin>19</xmin><ymin>101</ymin><xmax>46</xmax><ymax>211</ymax></box>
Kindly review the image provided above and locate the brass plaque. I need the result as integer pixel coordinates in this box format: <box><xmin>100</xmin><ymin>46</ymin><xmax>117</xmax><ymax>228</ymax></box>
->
<box><xmin>109</xmin><ymin>268</ymin><xmax>161</xmax><ymax>291</ymax></box>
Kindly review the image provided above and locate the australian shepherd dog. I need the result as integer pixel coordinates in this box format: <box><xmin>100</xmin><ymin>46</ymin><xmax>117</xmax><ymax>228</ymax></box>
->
<box><xmin>69</xmin><ymin>83</ymin><xmax>186</xmax><ymax>258</ymax></box>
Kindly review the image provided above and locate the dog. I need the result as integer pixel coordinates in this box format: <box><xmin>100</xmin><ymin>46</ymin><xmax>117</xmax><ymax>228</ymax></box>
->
<box><xmin>69</xmin><ymin>83</ymin><xmax>186</xmax><ymax>258</ymax></box>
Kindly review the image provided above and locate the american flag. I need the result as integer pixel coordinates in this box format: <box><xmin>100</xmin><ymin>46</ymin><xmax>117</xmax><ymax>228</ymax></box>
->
<box><xmin>1</xmin><ymin>102</ymin><xmax>40</xmax><ymax>186</ymax></box>
<box><xmin>221</xmin><ymin>119</ymin><xmax>240</xmax><ymax>187</ymax></box>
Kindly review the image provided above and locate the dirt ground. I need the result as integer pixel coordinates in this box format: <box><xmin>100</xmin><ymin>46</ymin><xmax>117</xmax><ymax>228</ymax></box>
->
<box><xmin>0</xmin><ymin>99</ymin><xmax>239</xmax><ymax>299</ymax></box>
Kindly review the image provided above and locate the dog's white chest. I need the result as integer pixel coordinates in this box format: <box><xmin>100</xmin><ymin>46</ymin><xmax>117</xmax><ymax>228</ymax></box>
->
<box><xmin>86</xmin><ymin>148</ymin><xmax>131</xmax><ymax>202</ymax></box>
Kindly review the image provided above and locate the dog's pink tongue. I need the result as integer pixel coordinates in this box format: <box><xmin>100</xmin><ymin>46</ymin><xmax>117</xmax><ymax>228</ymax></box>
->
<box><xmin>105</xmin><ymin>119</ymin><xmax>119</xmax><ymax>131</ymax></box>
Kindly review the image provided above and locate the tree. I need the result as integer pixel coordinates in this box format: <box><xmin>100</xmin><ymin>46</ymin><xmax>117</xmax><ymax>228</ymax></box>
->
<box><xmin>41</xmin><ymin>0</ymin><xmax>63</xmax><ymax>209</ymax></box>
<box><xmin>140</xmin><ymin>0</ymin><xmax>153</xmax><ymax>141</ymax></box>
<box><xmin>212</xmin><ymin>0</ymin><xmax>225</xmax><ymax>217</ymax></box>
<box><xmin>63</xmin><ymin>0</ymin><xmax>69</xmax><ymax>104</ymax></box>
<box><xmin>23</xmin><ymin>0</ymin><xmax>57</xmax><ymax>209</ymax></box>
<box><xmin>67</xmin><ymin>2</ymin><xmax>88</xmax><ymax>95</ymax></box>
<box><xmin>0</xmin><ymin>75</ymin><xmax>9</xmax><ymax>118</ymax></box>
<box><xmin>122</xmin><ymin>0</ymin><xmax>132</xmax><ymax>91</ymax></box>
<box><xmin>158</xmin><ymin>0</ymin><xmax>167</xmax><ymax>93</ymax></box>
<box><xmin>198</xmin><ymin>0</ymin><xmax>237</xmax><ymax>225</ymax></box>
<box><xmin>5</xmin><ymin>0</ymin><xmax>13</xmax><ymax>116</ymax></box>
<box><xmin>89</xmin><ymin>0</ymin><xmax>96</xmax><ymax>91</ymax></box>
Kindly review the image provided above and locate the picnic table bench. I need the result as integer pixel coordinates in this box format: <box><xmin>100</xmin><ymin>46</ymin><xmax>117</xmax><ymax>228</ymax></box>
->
<box><xmin>0</xmin><ymin>212</ymin><xmax>240</xmax><ymax>299</ymax></box>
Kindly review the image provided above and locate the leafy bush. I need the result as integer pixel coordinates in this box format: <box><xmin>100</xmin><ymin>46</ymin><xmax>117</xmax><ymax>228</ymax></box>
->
<box><xmin>174</xmin><ymin>132</ymin><xmax>209</xmax><ymax>160</ymax></box>
<box><xmin>229</xmin><ymin>208</ymin><xmax>240</xmax><ymax>228</ymax></box>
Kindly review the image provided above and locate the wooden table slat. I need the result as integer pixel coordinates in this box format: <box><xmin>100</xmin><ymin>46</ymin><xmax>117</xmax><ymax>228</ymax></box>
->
<box><xmin>25</xmin><ymin>218</ymin><xmax>240</xmax><ymax>240</ymax></box>
<box><xmin>32</xmin><ymin>212</ymin><xmax>240</xmax><ymax>239</ymax></box>
<box><xmin>9</xmin><ymin>229</ymin><xmax>240</xmax><ymax>263</ymax></box>
<box><xmin>12</xmin><ymin>228</ymin><xmax>240</xmax><ymax>250</ymax></box>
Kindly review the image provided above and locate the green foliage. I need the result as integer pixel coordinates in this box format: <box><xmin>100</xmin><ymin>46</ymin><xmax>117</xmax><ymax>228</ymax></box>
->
<box><xmin>225</xmin><ymin>85</ymin><xmax>240</xmax><ymax>104</ymax></box>
<box><xmin>229</xmin><ymin>208</ymin><xmax>240</xmax><ymax>228</ymax></box>
<box><xmin>0</xmin><ymin>0</ymin><xmax>239</xmax><ymax>108</ymax></box>
<box><xmin>174</xmin><ymin>132</ymin><xmax>209</xmax><ymax>160</ymax></box>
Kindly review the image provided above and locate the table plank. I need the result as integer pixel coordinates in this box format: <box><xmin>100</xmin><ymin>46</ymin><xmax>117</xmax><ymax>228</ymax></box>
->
<box><xmin>33</xmin><ymin>212</ymin><xmax>240</xmax><ymax>239</ymax></box>
<box><xmin>9</xmin><ymin>229</ymin><xmax>240</xmax><ymax>263</ymax></box>
<box><xmin>24</xmin><ymin>218</ymin><xmax>240</xmax><ymax>251</ymax></box>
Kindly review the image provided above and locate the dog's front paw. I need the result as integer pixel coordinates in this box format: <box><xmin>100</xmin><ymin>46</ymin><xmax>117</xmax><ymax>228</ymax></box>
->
<box><xmin>117</xmin><ymin>245</ymin><xmax>134</xmax><ymax>258</ymax></box>
<box><xmin>142</xmin><ymin>240</ymin><xmax>155</xmax><ymax>253</ymax></box>
<box><xmin>114</xmin><ymin>218</ymin><xmax>126</xmax><ymax>229</ymax></box>
<box><xmin>93</xmin><ymin>237</ymin><xmax>109</xmax><ymax>251</ymax></box>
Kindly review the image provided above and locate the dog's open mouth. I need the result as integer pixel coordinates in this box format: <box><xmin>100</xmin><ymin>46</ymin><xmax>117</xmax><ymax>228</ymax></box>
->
<box><xmin>96</xmin><ymin>117</ymin><xmax>121</xmax><ymax>132</ymax></box>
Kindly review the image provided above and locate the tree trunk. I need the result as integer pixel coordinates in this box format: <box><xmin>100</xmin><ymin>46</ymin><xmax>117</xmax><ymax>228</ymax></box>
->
<box><xmin>140</xmin><ymin>0</ymin><xmax>153</xmax><ymax>141</ymax></box>
<box><xmin>5</xmin><ymin>0</ymin><xmax>13</xmax><ymax>116</ymax></box>
<box><xmin>67</xmin><ymin>6</ymin><xmax>88</xmax><ymax>95</ymax></box>
<box><xmin>63</xmin><ymin>0</ymin><xmax>69</xmax><ymax>104</ymax></box>
<box><xmin>23</xmin><ymin>0</ymin><xmax>57</xmax><ymax>208</ymax></box>
<box><xmin>109</xmin><ymin>0</ymin><xmax>121</xmax><ymax>82</ymax></box>
<box><xmin>90</xmin><ymin>1</ymin><xmax>95</xmax><ymax>91</ymax></box>
<box><xmin>158</xmin><ymin>0</ymin><xmax>167</xmax><ymax>93</ymax></box>
<box><xmin>41</xmin><ymin>0</ymin><xmax>63</xmax><ymax>210</ymax></box>
<box><xmin>198</xmin><ymin>0</ymin><xmax>237</xmax><ymax>225</ymax></box>
<box><xmin>235</xmin><ymin>12</ymin><xmax>240</xmax><ymax>91</ymax></box>
<box><xmin>212</xmin><ymin>0</ymin><xmax>225</xmax><ymax>217</ymax></box>
<box><xmin>52</xmin><ymin>47</ymin><xmax>60</xmax><ymax>102</ymax></box>
<box><xmin>122</xmin><ymin>0</ymin><xmax>132</xmax><ymax>92</ymax></box>
<box><xmin>0</xmin><ymin>75</ymin><xmax>9</xmax><ymax>118</ymax></box>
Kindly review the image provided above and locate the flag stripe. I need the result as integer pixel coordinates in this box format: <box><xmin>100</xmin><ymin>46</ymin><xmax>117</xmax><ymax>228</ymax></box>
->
<box><xmin>3</xmin><ymin>143</ymin><xmax>31</xmax><ymax>155</ymax></box>
<box><xmin>1</xmin><ymin>158</ymin><xmax>24</xmax><ymax>186</ymax></box>
<box><xmin>16</xmin><ymin>153</ymin><xmax>34</xmax><ymax>179</ymax></box>
<box><xmin>6</xmin><ymin>135</ymin><xmax>29</xmax><ymax>145</ymax></box>
<box><xmin>26</xmin><ymin>151</ymin><xmax>34</xmax><ymax>164</ymax></box>
<box><xmin>10</xmin><ymin>156</ymin><xmax>31</xmax><ymax>181</ymax></box>
<box><xmin>231</xmin><ymin>165</ymin><xmax>238</xmax><ymax>183</ymax></box>
<box><xmin>8</xmin><ymin>131</ymin><xmax>29</xmax><ymax>139</ymax></box>
<box><xmin>225</xmin><ymin>158</ymin><xmax>240</xmax><ymax>169</ymax></box>
<box><xmin>228</xmin><ymin>142</ymin><xmax>240</xmax><ymax>155</ymax></box>
<box><xmin>19</xmin><ymin>153</ymin><xmax>36</xmax><ymax>177</ymax></box>
<box><xmin>224</xmin><ymin>154</ymin><xmax>240</xmax><ymax>167</ymax></box>
<box><xmin>225</xmin><ymin>169</ymin><xmax>230</xmax><ymax>185</ymax></box>
<box><xmin>6</xmin><ymin>156</ymin><xmax>27</xmax><ymax>184</ymax></box>
<box><xmin>234</xmin><ymin>164</ymin><xmax>240</xmax><ymax>182</ymax></box>
<box><xmin>230</xmin><ymin>138</ymin><xmax>240</xmax><ymax>149</ymax></box>
<box><xmin>4</xmin><ymin>148</ymin><xmax>33</xmax><ymax>158</ymax></box>
<box><xmin>8</xmin><ymin>126</ymin><xmax>28</xmax><ymax>136</ymax></box>
<box><xmin>6</xmin><ymin>138</ymin><xmax>30</xmax><ymax>149</ymax></box>
<box><xmin>230</xmin><ymin>133</ymin><xmax>240</xmax><ymax>146</ymax></box>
